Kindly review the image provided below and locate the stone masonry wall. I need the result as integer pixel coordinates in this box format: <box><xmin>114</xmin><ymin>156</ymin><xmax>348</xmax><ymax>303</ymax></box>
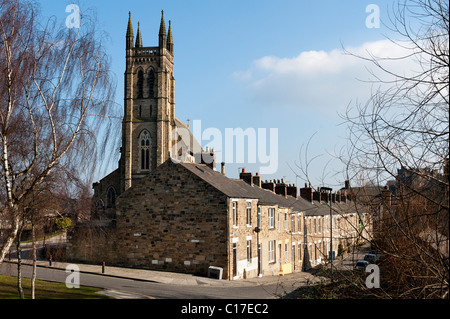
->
<box><xmin>115</xmin><ymin>160</ymin><xmax>230</xmax><ymax>277</ymax></box>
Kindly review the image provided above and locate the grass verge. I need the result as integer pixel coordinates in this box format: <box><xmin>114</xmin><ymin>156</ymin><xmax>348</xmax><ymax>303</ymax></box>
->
<box><xmin>0</xmin><ymin>274</ymin><xmax>113</xmax><ymax>299</ymax></box>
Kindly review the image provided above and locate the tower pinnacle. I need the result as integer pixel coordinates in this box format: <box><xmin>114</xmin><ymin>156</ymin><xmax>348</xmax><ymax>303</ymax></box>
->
<box><xmin>167</xmin><ymin>20</ymin><xmax>173</xmax><ymax>53</ymax></box>
<box><xmin>135</xmin><ymin>21</ymin><xmax>143</xmax><ymax>48</ymax></box>
<box><xmin>159</xmin><ymin>10</ymin><xmax>166</xmax><ymax>48</ymax></box>
<box><xmin>126</xmin><ymin>11</ymin><xmax>134</xmax><ymax>50</ymax></box>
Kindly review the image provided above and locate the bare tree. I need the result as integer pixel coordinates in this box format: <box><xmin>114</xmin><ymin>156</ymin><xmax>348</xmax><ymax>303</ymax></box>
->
<box><xmin>340</xmin><ymin>0</ymin><xmax>449</xmax><ymax>298</ymax></box>
<box><xmin>0</xmin><ymin>0</ymin><xmax>119</xmax><ymax>266</ymax></box>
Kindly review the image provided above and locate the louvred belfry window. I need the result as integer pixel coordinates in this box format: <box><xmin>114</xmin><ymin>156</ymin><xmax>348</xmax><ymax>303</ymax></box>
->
<box><xmin>137</xmin><ymin>70</ymin><xmax>144</xmax><ymax>98</ymax></box>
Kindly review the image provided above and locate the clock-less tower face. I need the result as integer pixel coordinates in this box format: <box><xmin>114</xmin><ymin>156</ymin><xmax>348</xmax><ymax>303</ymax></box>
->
<box><xmin>120</xmin><ymin>11</ymin><xmax>175</xmax><ymax>192</ymax></box>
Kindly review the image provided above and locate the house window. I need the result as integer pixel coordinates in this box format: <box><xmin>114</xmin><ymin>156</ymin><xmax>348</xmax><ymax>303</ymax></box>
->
<box><xmin>285</xmin><ymin>213</ymin><xmax>288</xmax><ymax>230</ymax></box>
<box><xmin>268</xmin><ymin>240</ymin><xmax>276</xmax><ymax>263</ymax></box>
<box><xmin>139</xmin><ymin>130</ymin><xmax>150</xmax><ymax>170</ymax></box>
<box><xmin>268</xmin><ymin>208</ymin><xmax>275</xmax><ymax>229</ymax></box>
<box><xmin>298</xmin><ymin>242</ymin><xmax>302</xmax><ymax>263</ymax></box>
<box><xmin>291</xmin><ymin>214</ymin><xmax>295</xmax><ymax>233</ymax></box>
<box><xmin>232</xmin><ymin>201</ymin><xmax>237</xmax><ymax>226</ymax></box>
<box><xmin>298</xmin><ymin>214</ymin><xmax>302</xmax><ymax>233</ymax></box>
<box><xmin>246</xmin><ymin>201</ymin><xmax>252</xmax><ymax>226</ymax></box>
<box><xmin>318</xmin><ymin>217</ymin><xmax>322</xmax><ymax>233</ymax></box>
<box><xmin>292</xmin><ymin>244</ymin><xmax>295</xmax><ymax>266</ymax></box>
<box><xmin>278</xmin><ymin>211</ymin><xmax>281</xmax><ymax>230</ymax></box>
<box><xmin>285</xmin><ymin>243</ymin><xmax>288</xmax><ymax>262</ymax></box>
<box><xmin>247</xmin><ymin>240</ymin><xmax>252</xmax><ymax>262</ymax></box>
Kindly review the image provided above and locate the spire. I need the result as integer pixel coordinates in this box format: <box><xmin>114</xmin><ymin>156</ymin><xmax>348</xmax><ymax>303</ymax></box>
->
<box><xmin>126</xmin><ymin>11</ymin><xmax>134</xmax><ymax>50</ymax></box>
<box><xmin>158</xmin><ymin>10</ymin><xmax>166</xmax><ymax>49</ymax></box>
<box><xmin>126</xmin><ymin>11</ymin><xmax>133</xmax><ymax>36</ymax></box>
<box><xmin>167</xmin><ymin>20</ymin><xmax>173</xmax><ymax>53</ymax></box>
<box><xmin>135</xmin><ymin>21</ymin><xmax>143</xmax><ymax>48</ymax></box>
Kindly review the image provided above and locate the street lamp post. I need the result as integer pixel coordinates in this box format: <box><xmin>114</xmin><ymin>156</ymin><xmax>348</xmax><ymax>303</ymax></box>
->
<box><xmin>321</xmin><ymin>187</ymin><xmax>333</xmax><ymax>277</ymax></box>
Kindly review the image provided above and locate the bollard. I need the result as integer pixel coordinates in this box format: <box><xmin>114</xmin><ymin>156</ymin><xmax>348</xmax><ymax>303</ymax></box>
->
<box><xmin>102</xmin><ymin>261</ymin><xmax>105</xmax><ymax>274</ymax></box>
<box><xmin>49</xmin><ymin>255</ymin><xmax>52</xmax><ymax>267</ymax></box>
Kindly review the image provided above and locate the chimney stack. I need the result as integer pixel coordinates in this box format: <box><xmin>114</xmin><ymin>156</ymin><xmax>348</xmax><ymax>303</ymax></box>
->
<box><xmin>253</xmin><ymin>172</ymin><xmax>261</xmax><ymax>187</ymax></box>
<box><xmin>262</xmin><ymin>180</ymin><xmax>276</xmax><ymax>193</ymax></box>
<box><xmin>287</xmin><ymin>184</ymin><xmax>298</xmax><ymax>198</ymax></box>
<box><xmin>313</xmin><ymin>187</ymin><xmax>322</xmax><ymax>203</ymax></box>
<box><xmin>239</xmin><ymin>168</ymin><xmax>253</xmax><ymax>185</ymax></box>
<box><xmin>321</xmin><ymin>189</ymin><xmax>330</xmax><ymax>203</ymax></box>
<box><xmin>275</xmin><ymin>179</ymin><xmax>287</xmax><ymax>198</ymax></box>
<box><xmin>344</xmin><ymin>180</ymin><xmax>350</xmax><ymax>189</ymax></box>
<box><xmin>300</xmin><ymin>183</ymin><xmax>313</xmax><ymax>202</ymax></box>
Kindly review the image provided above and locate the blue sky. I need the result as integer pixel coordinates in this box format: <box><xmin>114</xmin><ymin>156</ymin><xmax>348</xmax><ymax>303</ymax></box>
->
<box><xmin>39</xmin><ymin>0</ymin><xmax>409</xmax><ymax>190</ymax></box>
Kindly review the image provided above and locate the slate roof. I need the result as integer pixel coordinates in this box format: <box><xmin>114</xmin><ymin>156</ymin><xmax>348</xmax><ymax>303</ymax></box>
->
<box><xmin>177</xmin><ymin>160</ymin><xmax>355</xmax><ymax>217</ymax></box>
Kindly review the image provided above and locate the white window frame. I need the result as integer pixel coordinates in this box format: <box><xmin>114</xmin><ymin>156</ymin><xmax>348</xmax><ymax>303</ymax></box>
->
<box><xmin>232</xmin><ymin>201</ymin><xmax>237</xmax><ymax>227</ymax></box>
<box><xmin>298</xmin><ymin>241</ymin><xmax>302</xmax><ymax>263</ymax></box>
<box><xmin>298</xmin><ymin>213</ymin><xmax>302</xmax><ymax>234</ymax></box>
<box><xmin>246</xmin><ymin>201</ymin><xmax>252</xmax><ymax>226</ymax></box>
<box><xmin>268</xmin><ymin>208</ymin><xmax>275</xmax><ymax>229</ymax></box>
<box><xmin>268</xmin><ymin>240</ymin><xmax>276</xmax><ymax>263</ymax></box>
<box><xmin>247</xmin><ymin>240</ymin><xmax>252</xmax><ymax>263</ymax></box>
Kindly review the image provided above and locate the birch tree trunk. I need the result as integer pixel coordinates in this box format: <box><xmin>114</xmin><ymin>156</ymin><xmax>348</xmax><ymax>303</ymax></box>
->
<box><xmin>16</xmin><ymin>227</ymin><xmax>24</xmax><ymax>299</ymax></box>
<box><xmin>31</xmin><ymin>222</ymin><xmax>36</xmax><ymax>299</ymax></box>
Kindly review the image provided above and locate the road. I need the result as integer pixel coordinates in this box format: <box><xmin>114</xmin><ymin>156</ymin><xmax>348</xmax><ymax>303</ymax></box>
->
<box><xmin>0</xmin><ymin>262</ymin><xmax>302</xmax><ymax>299</ymax></box>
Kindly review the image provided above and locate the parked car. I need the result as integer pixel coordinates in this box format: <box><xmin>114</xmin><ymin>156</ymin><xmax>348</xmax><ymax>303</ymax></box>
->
<box><xmin>368</xmin><ymin>250</ymin><xmax>382</xmax><ymax>261</ymax></box>
<box><xmin>354</xmin><ymin>260</ymin><xmax>369</xmax><ymax>271</ymax></box>
<box><xmin>364</xmin><ymin>254</ymin><xmax>380</xmax><ymax>264</ymax></box>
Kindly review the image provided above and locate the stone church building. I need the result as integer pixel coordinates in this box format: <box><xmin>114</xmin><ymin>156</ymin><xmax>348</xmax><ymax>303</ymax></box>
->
<box><xmin>67</xmin><ymin>12</ymin><xmax>372</xmax><ymax>280</ymax></box>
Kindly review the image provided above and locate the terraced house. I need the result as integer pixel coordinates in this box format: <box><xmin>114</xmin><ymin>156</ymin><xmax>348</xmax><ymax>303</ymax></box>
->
<box><xmin>67</xmin><ymin>11</ymin><xmax>372</xmax><ymax>280</ymax></box>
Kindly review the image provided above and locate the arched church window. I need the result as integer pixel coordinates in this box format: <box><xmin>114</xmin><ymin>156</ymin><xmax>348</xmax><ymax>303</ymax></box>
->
<box><xmin>140</xmin><ymin>130</ymin><xmax>150</xmax><ymax>170</ymax></box>
<box><xmin>147</xmin><ymin>70</ymin><xmax>155</xmax><ymax>98</ymax></box>
<box><xmin>107</xmin><ymin>187</ymin><xmax>116</xmax><ymax>208</ymax></box>
<box><xmin>137</xmin><ymin>70</ymin><xmax>144</xmax><ymax>98</ymax></box>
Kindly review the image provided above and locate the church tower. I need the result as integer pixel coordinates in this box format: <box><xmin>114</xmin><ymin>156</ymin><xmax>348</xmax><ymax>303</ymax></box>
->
<box><xmin>120</xmin><ymin>11</ymin><xmax>176</xmax><ymax>191</ymax></box>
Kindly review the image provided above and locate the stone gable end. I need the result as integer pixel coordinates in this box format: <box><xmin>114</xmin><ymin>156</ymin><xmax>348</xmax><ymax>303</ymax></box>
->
<box><xmin>115</xmin><ymin>160</ymin><xmax>230</xmax><ymax>276</ymax></box>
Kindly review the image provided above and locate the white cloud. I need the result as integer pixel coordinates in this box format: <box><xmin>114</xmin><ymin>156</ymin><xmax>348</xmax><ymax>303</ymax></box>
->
<box><xmin>234</xmin><ymin>39</ymin><xmax>417</xmax><ymax>113</ymax></box>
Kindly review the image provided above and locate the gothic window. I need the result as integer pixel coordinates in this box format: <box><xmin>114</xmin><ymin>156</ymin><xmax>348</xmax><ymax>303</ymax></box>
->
<box><xmin>140</xmin><ymin>130</ymin><xmax>150</xmax><ymax>170</ymax></box>
<box><xmin>147</xmin><ymin>70</ymin><xmax>155</xmax><ymax>98</ymax></box>
<box><xmin>137</xmin><ymin>70</ymin><xmax>144</xmax><ymax>98</ymax></box>
<box><xmin>107</xmin><ymin>187</ymin><xmax>116</xmax><ymax>208</ymax></box>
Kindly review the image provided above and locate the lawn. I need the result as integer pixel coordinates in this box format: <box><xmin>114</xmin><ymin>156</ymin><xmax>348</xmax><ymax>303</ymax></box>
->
<box><xmin>0</xmin><ymin>274</ymin><xmax>113</xmax><ymax>299</ymax></box>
